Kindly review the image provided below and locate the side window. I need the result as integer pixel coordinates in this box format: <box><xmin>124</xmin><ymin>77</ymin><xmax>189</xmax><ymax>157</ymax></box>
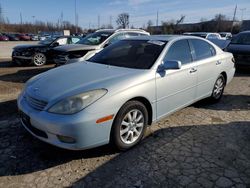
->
<box><xmin>108</xmin><ymin>33</ymin><xmax>125</xmax><ymax>44</ymax></box>
<box><xmin>56</xmin><ymin>38</ymin><xmax>68</xmax><ymax>45</ymax></box>
<box><xmin>71</xmin><ymin>37</ymin><xmax>80</xmax><ymax>44</ymax></box>
<box><xmin>190</xmin><ymin>39</ymin><xmax>215</xmax><ymax>61</ymax></box>
<box><xmin>165</xmin><ymin>40</ymin><xmax>192</xmax><ymax>65</ymax></box>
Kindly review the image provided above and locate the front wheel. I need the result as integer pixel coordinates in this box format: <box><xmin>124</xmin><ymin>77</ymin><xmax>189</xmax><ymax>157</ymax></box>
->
<box><xmin>32</xmin><ymin>53</ymin><xmax>46</xmax><ymax>66</ymax></box>
<box><xmin>111</xmin><ymin>101</ymin><xmax>148</xmax><ymax>151</ymax></box>
<box><xmin>210</xmin><ymin>74</ymin><xmax>226</xmax><ymax>102</ymax></box>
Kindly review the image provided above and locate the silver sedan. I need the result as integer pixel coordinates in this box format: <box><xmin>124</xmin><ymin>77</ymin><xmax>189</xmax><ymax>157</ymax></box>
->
<box><xmin>17</xmin><ymin>35</ymin><xmax>235</xmax><ymax>150</ymax></box>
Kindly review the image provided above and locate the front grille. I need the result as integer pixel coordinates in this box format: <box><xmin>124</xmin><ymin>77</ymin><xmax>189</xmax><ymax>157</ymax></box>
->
<box><xmin>25</xmin><ymin>95</ymin><xmax>48</xmax><ymax>111</ymax></box>
<box><xmin>20</xmin><ymin>111</ymin><xmax>48</xmax><ymax>138</ymax></box>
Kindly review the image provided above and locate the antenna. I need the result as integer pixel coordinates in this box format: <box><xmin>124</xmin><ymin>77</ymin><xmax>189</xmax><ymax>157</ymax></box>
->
<box><xmin>156</xmin><ymin>11</ymin><xmax>159</xmax><ymax>26</ymax></box>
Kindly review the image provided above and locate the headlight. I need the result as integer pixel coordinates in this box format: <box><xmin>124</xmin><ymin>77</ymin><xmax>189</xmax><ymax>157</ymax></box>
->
<box><xmin>48</xmin><ymin>89</ymin><xmax>107</xmax><ymax>114</ymax></box>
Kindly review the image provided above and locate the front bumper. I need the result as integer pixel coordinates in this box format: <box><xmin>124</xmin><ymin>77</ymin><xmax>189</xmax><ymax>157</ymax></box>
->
<box><xmin>17</xmin><ymin>95</ymin><xmax>113</xmax><ymax>150</ymax></box>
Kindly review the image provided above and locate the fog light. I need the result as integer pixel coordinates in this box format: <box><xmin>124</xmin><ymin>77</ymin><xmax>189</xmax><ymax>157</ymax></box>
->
<box><xmin>57</xmin><ymin>135</ymin><xmax>76</xmax><ymax>143</ymax></box>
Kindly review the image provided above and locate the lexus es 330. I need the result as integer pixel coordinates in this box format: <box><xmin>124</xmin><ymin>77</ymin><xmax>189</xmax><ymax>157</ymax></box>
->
<box><xmin>18</xmin><ymin>35</ymin><xmax>235</xmax><ymax>150</ymax></box>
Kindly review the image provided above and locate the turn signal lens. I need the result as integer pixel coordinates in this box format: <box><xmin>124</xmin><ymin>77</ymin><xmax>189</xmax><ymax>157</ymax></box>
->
<box><xmin>96</xmin><ymin>115</ymin><xmax>114</xmax><ymax>124</ymax></box>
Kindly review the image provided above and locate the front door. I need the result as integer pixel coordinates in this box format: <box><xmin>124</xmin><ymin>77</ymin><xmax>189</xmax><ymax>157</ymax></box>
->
<box><xmin>156</xmin><ymin>39</ymin><xmax>197</xmax><ymax>119</ymax></box>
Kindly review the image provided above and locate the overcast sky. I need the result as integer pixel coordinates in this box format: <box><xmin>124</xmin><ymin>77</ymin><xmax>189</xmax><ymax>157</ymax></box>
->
<box><xmin>1</xmin><ymin>0</ymin><xmax>250</xmax><ymax>29</ymax></box>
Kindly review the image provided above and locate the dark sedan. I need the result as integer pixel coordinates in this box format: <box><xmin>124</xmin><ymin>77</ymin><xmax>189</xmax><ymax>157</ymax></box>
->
<box><xmin>5</xmin><ymin>33</ymin><xmax>20</xmax><ymax>41</ymax></box>
<box><xmin>12</xmin><ymin>36</ymin><xmax>81</xmax><ymax>66</ymax></box>
<box><xmin>225</xmin><ymin>31</ymin><xmax>250</xmax><ymax>67</ymax></box>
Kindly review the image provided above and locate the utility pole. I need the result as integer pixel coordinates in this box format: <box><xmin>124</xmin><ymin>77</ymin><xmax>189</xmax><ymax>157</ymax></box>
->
<box><xmin>156</xmin><ymin>10</ymin><xmax>159</xmax><ymax>26</ymax></box>
<box><xmin>240</xmin><ymin>8</ymin><xmax>246</xmax><ymax>21</ymax></box>
<box><xmin>98</xmin><ymin>15</ymin><xmax>100</xmax><ymax>29</ymax></box>
<box><xmin>32</xmin><ymin>16</ymin><xmax>35</xmax><ymax>24</ymax></box>
<box><xmin>20</xmin><ymin>12</ymin><xmax>22</xmax><ymax>24</ymax></box>
<box><xmin>75</xmin><ymin>0</ymin><xmax>78</xmax><ymax>33</ymax></box>
<box><xmin>231</xmin><ymin>4</ymin><xmax>237</xmax><ymax>33</ymax></box>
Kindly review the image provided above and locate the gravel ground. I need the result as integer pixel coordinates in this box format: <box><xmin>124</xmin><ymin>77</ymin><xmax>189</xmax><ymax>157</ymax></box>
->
<box><xmin>0</xmin><ymin>41</ymin><xmax>38</xmax><ymax>59</ymax></box>
<box><xmin>0</xmin><ymin>60</ymin><xmax>249</xmax><ymax>188</ymax></box>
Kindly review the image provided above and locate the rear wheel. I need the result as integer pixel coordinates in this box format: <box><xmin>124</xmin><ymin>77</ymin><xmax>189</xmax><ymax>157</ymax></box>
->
<box><xmin>210</xmin><ymin>74</ymin><xmax>225</xmax><ymax>102</ymax></box>
<box><xmin>33</xmin><ymin>53</ymin><xmax>46</xmax><ymax>66</ymax></box>
<box><xmin>111</xmin><ymin>101</ymin><xmax>148</xmax><ymax>151</ymax></box>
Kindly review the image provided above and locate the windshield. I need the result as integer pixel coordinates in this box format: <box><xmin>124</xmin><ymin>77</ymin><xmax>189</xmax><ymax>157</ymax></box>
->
<box><xmin>88</xmin><ymin>40</ymin><xmax>167</xmax><ymax>69</ymax></box>
<box><xmin>77</xmin><ymin>31</ymin><xmax>113</xmax><ymax>45</ymax></box>
<box><xmin>231</xmin><ymin>33</ymin><xmax>250</xmax><ymax>45</ymax></box>
<box><xmin>38</xmin><ymin>37</ymin><xmax>56</xmax><ymax>45</ymax></box>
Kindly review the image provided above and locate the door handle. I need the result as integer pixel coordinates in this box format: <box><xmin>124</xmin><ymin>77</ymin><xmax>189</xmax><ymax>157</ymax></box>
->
<box><xmin>189</xmin><ymin>68</ymin><xmax>197</xmax><ymax>73</ymax></box>
<box><xmin>216</xmin><ymin>61</ymin><xmax>222</xmax><ymax>65</ymax></box>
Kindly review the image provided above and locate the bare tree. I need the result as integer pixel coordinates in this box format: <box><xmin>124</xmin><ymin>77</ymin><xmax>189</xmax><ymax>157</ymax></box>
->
<box><xmin>116</xmin><ymin>13</ymin><xmax>129</xmax><ymax>28</ymax></box>
<box><xmin>147</xmin><ymin>20</ymin><xmax>153</xmax><ymax>33</ymax></box>
<box><xmin>175</xmin><ymin>15</ymin><xmax>185</xmax><ymax>26</ymax></box>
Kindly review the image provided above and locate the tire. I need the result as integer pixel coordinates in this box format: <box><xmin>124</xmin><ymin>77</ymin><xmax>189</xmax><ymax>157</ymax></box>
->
<box><xmin>32</xmin><ymin>53</ymin><xmax>46</xmax><ymax>66</ymax></box>
<box><xmin>111</xmin><ymin>101</ymin><xmax>148</xmax><ymax>151</ymax></box>
<box><xmin>210</xmin><ymin>74</ymin><xmax>226</xmax><ymax>103</ymax></box>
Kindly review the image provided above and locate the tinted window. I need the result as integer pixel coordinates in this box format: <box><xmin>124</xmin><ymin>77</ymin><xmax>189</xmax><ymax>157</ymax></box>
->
<box><xmin>190</xmin><ymin>39</ymin><xmax>215</xmax><ymax>61</ymax></box>
<box><xmin>165</xmin><ymin>40</ymin><xmax>192</xmax><ymax>65</ymax></box>
<box><xmin>207</xmin><ymin>34</ymin><xmax>219</xmax><ymax>39</ymax></box>
<box><xmin>77</xmin><ymin>31</ymin><xmax>113</xmax><ymax>45</ymax></box>
<box><xmin>108</xmin><ymin>33</ymin><xmax>126</xmax><ymax>44</ymax></box>
<box><xmin>71</xmin><ymin>37</ymin><xmax>80</xmax><ymax>44</ymax></box>
<box><xmin>89</xmin><ymin>40</ymin><xmax>166</xmax><ymax>69</ymax></box>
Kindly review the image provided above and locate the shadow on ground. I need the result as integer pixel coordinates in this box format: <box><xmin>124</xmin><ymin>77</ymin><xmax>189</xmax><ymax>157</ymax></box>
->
<box><xmin>0</xmin><ymin>100</ymin><xmax>17</xmax><ymax>120</ymax></box>
<box><xmin>72</xmin><ymin>121</ymin><xmax>250</xmax><ymax>187</ymax></box>
<box><xmin>0</xmin><ymin>67</ymin><xmax>52</xmax><ymax>83</ymax></box>
<box><xmin>193</xmin><ymin>94</ymin><xmax>250</xmax><ymax>111</ymax></box>
<box><xmin>0</xmin><ymin>118</ymin><xmax>250</xmax><ymax>188</ymax></box>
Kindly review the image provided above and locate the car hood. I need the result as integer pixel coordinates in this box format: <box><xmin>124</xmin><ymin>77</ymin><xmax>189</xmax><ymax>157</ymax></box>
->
<box><xmin>226</xmin><ymin>43</ymin><xmax>250</xmax><ymax>54</ymax></box>
<box><xmin>14</xmin><ymin>44</ymin><xmax>46</xmax><ymax>49</ymax></box>
<box><xmin>53</xmin><ymin>44</ymin><xmax>98</xmax><ymax>52</ymax></box>
<box><xmin>208</xmin><ymin>39</ymin><xmax>231</xmax><ymax>50</ymax></box>
<box><xmin>26</xmin><ymin>62</ymin><xmax>146</xmax><ymax>102</ymax></box>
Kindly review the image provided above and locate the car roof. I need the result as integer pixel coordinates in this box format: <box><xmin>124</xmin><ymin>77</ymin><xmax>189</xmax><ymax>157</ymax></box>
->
<box><xmin>185</xmin><ymin>32</ymin><xmax>219</xmax><ymax>35</ymax></box>
<box><xmin>95</xmin><ymin>28</ymin><xmax>149</xmax><ymax>34</ymax></box>
<box><xmin>123</xmin><ymin>35</ymin><xmax>195</xmax><ymax>42</ymax></box>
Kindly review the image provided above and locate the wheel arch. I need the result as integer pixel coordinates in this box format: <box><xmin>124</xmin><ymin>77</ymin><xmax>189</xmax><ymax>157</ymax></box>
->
<box><xmin>220</xmin><ymin>71</ymin><xmax>227</xmax><ymax>84</ymax></box>
<box><xmin>125</xmin><ymin>96</ymin><xmax>153</xmax><ymax>126</ymax></box>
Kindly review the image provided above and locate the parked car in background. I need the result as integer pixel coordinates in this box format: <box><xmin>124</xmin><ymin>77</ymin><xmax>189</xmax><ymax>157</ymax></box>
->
<box><xmin>225</xmin><ymin>31</ymin><xmax>250</xmax><ymax>67</ymax></box>
<box><xmin>12</xmin><ymin>36</ymin><xmax>81</xmax><ymax>66</ymax></box>
<box><xmin>184</xmin><ymin>32</ymin><xmax>222</xmax><ymax>40</ymax></box>
<box><xmin>219</xmin><ymin>32</ymin><xmax>232</xmax><ymax>40</ymax></box>
<box><xmin>5</xmin><ymin>33</ymin><xmax>20</xmax><ymax>41</ymax></box>
<box><xmin>16</xmin><ymin>34</ymin><xmax>31</xmax><ymax>41</ymax></box>
<box><xmin>39</xmin><ymin>34</ymin><xmax>51</xmax><ymax>41</ymax></box>
<box><xmin>18</xmin><ymin>35</ymin><xmax>235</xmax><ymax>150</ymax></box>
<box><xmin>0</xmin><ymin>33</ymin><xmax>9</xmax><ymax>41</ymax></box>
<box><xmin>29</xmin><ymin>34</ymin><xmax>39</xmax><ymax>41</ymax></box>
<box><xmin>53</xmin><ymin>29</ymin><xmax>150</xmax><ymax>66</ymax></box>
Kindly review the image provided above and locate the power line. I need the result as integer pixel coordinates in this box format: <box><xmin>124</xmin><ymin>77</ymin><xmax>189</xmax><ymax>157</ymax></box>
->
<box><xmin>240</xmin><ymin>8</ymin><xmax>246</xmax><ymax>21</ymax></box>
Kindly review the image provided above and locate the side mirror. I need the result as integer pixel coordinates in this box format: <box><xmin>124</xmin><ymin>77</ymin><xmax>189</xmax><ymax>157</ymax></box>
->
<box><xmin>158</xmin><ymin>60</ymin><xmax>181</xmax><ymax>72</ymax></box>
<box><xmin>52</xmin><ymin>42</ymin><xmax>59</xmax><ymax>47</ymax></box>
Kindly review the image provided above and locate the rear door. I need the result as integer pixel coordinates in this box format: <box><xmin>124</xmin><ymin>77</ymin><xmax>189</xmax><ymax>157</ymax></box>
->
<box><xmin>188</xmin><ymin>39</ymin><xmax>218</xmax><ymax>100</ymax></box>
